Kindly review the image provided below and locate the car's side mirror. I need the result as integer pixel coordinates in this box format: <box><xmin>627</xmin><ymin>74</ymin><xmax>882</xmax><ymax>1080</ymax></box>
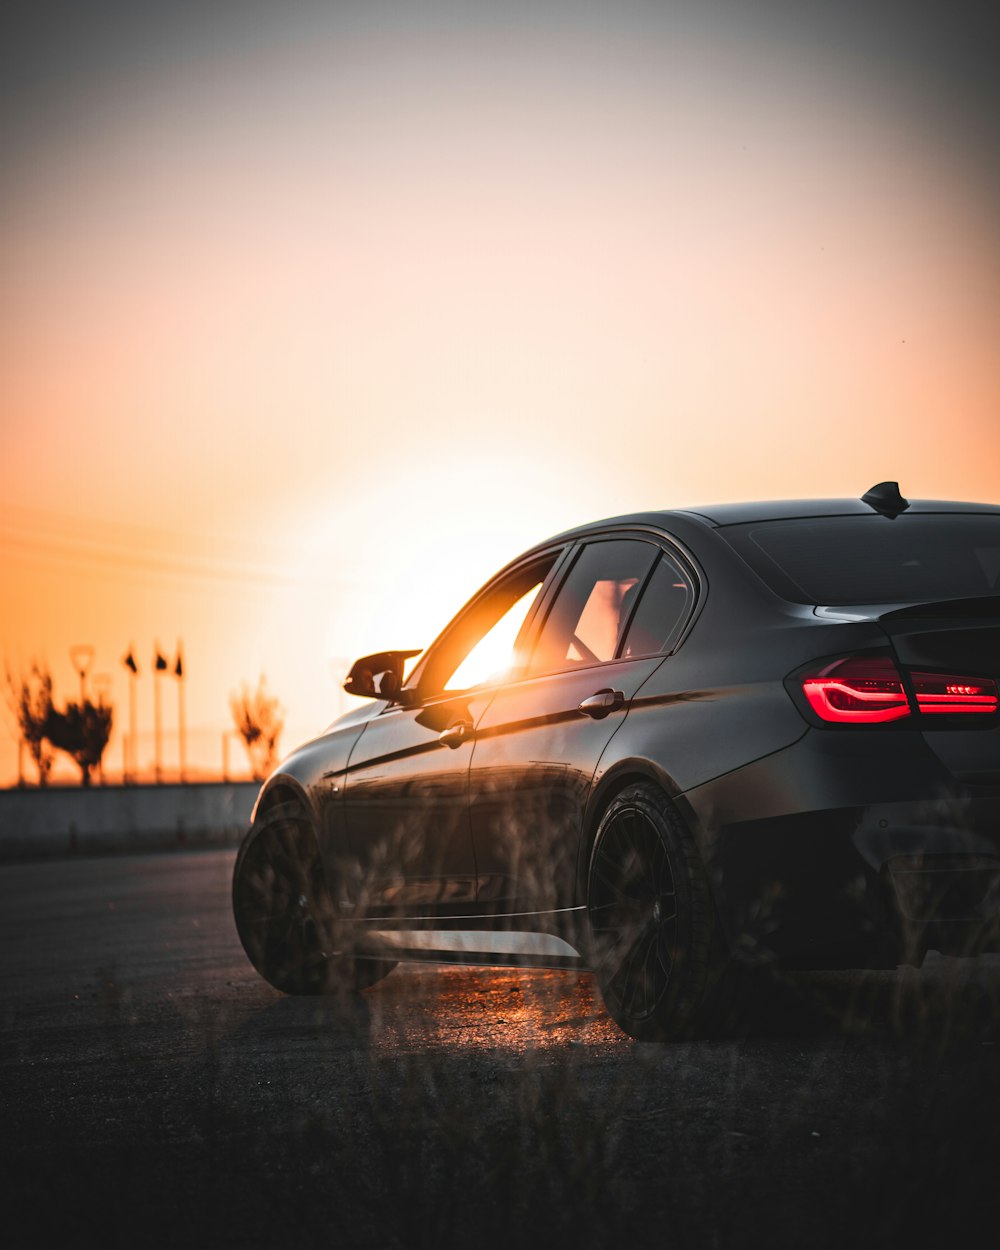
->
<box><xmin>343</xmin><ymin>650</ymin><xmax>422</xmax><ymax>703</ymax></box>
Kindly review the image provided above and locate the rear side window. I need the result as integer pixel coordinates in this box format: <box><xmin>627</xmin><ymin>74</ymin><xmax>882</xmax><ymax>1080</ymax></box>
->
<box><xmin>620</xmin><ymin>553</ymin><xmax>694</xmax><ymax>657</ymax></box>
<box><xmin>527</xmin><ymin>540</ymin><xmax>658</xmax><ymax>675</ymax></box>
<box><xmin>721</xmin><ymin>514</ymin><xmax>1000</xmax><ymax>604</ymax></box>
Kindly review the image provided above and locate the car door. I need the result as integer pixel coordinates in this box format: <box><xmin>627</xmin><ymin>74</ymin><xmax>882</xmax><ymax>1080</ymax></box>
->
<box><xmin>468</xmin><ymin>535</ymin><xmax>696</xmax><ymax>915</ymax></box>
<box><xmin>340</xmin><ymin>549</ymin><xmax>564</xmax><ymax>917</ymax></box>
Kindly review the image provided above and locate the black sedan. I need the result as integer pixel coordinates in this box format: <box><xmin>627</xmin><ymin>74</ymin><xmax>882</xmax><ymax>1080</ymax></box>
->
<box><xmin>233</xmin><ymin>483</ymin><xmax>1000</xmax><ymax>1039</ymax></box>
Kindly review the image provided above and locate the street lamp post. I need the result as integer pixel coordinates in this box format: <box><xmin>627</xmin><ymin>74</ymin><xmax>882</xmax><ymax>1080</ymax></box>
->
<box><xmin>69</xmin><ymin>645</ymin><xmax>95</xmax><ymax>706</ymax></box>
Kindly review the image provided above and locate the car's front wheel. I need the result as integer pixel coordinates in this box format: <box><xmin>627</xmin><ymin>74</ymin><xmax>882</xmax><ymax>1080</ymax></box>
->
<box><xmin>587</xmin><ymin>782</ymin><xmax>716</xmax><ymax>1041</ymax></box>
<box><xmin>232</xmin><ymin>801</ymin><xmax>395</xmax><ymax>995</ymax></box>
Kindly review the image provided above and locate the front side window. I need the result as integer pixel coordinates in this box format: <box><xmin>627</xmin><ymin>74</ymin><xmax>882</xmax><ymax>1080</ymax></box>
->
<box><xmin>444</xmin><ymin>583</ymin><xmax>543</xmax><ymax>690</ymax></box>
<box><xmin>527</xmin><ymin>540</ymin><xmax>658</xmax><ymax>676</ymax></box>
<box><xmin>420</xmin><ymin>555</ymin><xmax>558</xmax><ymax>694</ymax></box>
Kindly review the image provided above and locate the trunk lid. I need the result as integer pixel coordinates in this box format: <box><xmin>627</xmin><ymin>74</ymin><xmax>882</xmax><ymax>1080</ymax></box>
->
<box><xmin>878</xmin><ymin>596</ymin><xmax>1000</xmax><ymax>786</ymax></box>
<box><xmin>876</xmin><ymin>596</ymin><xmax>1000</xmax><ymax>674</ymax></box>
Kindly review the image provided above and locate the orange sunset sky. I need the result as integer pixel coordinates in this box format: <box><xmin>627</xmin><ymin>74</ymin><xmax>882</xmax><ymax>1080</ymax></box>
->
<box><xmin>2</xmin><ymin>1</ymin><xmax>999</xmax><ymax>784</ymax></box>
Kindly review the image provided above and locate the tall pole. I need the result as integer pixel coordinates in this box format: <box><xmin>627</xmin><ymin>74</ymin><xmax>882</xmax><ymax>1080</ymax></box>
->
<box><xmin>174</xmin><ymin>643</ymin><xmax>186</xmax><ymax>783</ymax></box>
<box><xmin>123</xmin><ymin>648</ymin><xmax>139</xmax><ymax>783</ymax></box>
<box><xmin>154</xmin><ymin>673</ymin><xmax>162</xmax><ymax>783</ymax></box>
<box><xmin>130</xmin><ymin>673</ymin><xmax>138</xmax><ymax>780</ymax></box>
<box><xmin>154</xmin><ymin>644</ymin><xmax>168</xmax><ymax>783</ymax></box>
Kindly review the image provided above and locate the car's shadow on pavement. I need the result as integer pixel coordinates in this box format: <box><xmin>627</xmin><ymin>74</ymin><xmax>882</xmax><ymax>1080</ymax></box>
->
<box><xmin>728</xmin><ymin>954</ymin><xmax>1000</xmax><ymax>1048</ymax></box>
<box><xmin>214</xmin><ymin>954</ymin><xmax>1000</xmax><ymax>1058</ymax></box>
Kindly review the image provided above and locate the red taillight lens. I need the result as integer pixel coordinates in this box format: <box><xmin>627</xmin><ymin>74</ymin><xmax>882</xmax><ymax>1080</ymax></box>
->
<box><xmin>912</xmin><ymin>672</ymin><xmax>999</xmax><ymax>715</ymax></box>
<box><xmin>801</xmin><ymin>655</ymin><xmax>911</xmax><ymax>723</ymax></box>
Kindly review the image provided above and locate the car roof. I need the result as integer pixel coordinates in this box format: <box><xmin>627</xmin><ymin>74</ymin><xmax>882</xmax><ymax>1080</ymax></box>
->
<box><xmin>542</xmin><ymin>497</ymin><xmax>1000</xmax><ymax>545</ymax></box>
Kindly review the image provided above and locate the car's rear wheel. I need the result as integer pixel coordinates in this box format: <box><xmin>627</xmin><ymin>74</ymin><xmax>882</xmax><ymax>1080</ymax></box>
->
<box><xmin>587</xmin><ymin>782</ymin><xmax>716</xmax><ymax>1041</ymax></box>
<box><xmin>233</xmin><ymin>801</ymin><xmax>395</xmax><ymax>995</ymax></box>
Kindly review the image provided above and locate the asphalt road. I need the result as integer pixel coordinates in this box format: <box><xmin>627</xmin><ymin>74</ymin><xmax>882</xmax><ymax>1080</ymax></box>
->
<box><xmin>2</xmin><ymin>849</ymin><xmax>999</xmax><ymax>1250</ymax></box>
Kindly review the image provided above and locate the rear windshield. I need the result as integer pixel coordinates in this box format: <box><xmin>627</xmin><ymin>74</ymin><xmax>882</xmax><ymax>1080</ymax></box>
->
<box><xmin>720</xmin><ymin>514</ymin><xmax>1000</xmax><ymax>605</ymax></box>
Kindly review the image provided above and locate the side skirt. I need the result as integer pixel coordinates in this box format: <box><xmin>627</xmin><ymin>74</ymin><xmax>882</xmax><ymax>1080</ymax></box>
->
<box><xmin>352</xmin><ymin>925</ymin><xmax>586</xmax><ymax>970</ymax></box>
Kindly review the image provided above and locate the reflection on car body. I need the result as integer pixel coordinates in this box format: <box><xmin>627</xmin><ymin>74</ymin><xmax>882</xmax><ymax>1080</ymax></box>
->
<box><xmin>234</xmin><ymin>483</ymin><xmax>1000</xmax><ymax>1040</ymax></box>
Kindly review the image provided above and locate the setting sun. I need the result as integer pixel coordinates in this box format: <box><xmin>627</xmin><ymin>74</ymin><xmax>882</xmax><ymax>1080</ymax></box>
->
<box><xmin>445</xmin><ymin>584</ymin><xmax>542</xmax><ymax>691</ymax></box>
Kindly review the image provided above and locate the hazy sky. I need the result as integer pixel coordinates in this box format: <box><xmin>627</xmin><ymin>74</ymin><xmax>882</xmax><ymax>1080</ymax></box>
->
<box><xmin>2</xmin><ymin>0</ymin><xmax>998</xmax><ymax>781</ymax></box>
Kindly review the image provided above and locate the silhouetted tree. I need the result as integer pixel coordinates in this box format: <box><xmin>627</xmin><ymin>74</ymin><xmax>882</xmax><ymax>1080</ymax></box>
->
<box><xmin>230</xmin><ymin>676</ymin><xmax>284</xmax><ymax>780</ymax></box>
<box><xmin>4</xmin><ymin>662</ymin><xmax>55</xmax><ymax>786</ymax></box>
<box><xmin>45</xmin><ymin>698</ymin><xmax>114</xmax><ymax>787</ymax></box>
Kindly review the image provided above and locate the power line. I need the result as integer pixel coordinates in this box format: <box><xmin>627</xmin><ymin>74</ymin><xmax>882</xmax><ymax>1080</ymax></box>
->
<box><xmin>0</xmin><ymin>509</ymin><xmax>360</xmax><ymax>593</ymax></box>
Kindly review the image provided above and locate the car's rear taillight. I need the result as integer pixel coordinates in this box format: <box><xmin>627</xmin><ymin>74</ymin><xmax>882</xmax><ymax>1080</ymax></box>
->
<box><xmin>801</xmin><ymin>655</ymin><xmax>911</xmax><ymax>723</ymax></box>
<box><xmin>799</xmin><ymin>654</ymin><xmax>999</xmax><ymax>724</ymax></box>
<box><xmin>911</xmin><ymin>672</ymin><xmax>999</xmax><ymax>715</ymax></box>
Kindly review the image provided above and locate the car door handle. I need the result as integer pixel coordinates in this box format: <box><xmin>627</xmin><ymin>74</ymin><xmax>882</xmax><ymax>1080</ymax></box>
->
<box><xmin>438</xmin><ymin>721</ymin><xmax>472</xmax><ymax>748</ymax></box>
<box><xmin>578</xmin><ymin>689</ymin><xmax>626</xmax><ymax>719</ymax></box>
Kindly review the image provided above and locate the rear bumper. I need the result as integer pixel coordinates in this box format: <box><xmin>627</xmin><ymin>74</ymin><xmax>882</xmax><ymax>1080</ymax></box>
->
<box><xmin>681</xmin><ymin>729</ymin><xmax>1000</xmax><ymax>967</ymax></box>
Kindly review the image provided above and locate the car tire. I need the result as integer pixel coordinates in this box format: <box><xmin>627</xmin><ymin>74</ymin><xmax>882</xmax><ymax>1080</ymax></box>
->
<box><xmin>232</xmin><ymin>801</ymin><xmax>395</xmax><ymax>995</ymax></box>
<box><xmin>587</xmin><ymin>782</ymin><xmax>717</xmax><ymax>1041</ymax></box>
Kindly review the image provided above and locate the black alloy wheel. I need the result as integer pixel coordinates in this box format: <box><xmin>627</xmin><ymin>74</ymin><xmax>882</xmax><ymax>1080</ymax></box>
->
<box><xmin>233</xmin><ymin>802</ymin><xmax>394</xmax><ymax>995</ymax></box>
<box><xmin>587</xmin><ymin>782</ymin><xmax>714</xmax><ymax>1040</ymax></box>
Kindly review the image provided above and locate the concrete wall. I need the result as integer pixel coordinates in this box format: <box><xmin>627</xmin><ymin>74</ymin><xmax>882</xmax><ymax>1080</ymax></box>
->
<box><xmin>0</xmin><ymin>782</ymin><xmax>260</xmax><ymax>861</ymax></box>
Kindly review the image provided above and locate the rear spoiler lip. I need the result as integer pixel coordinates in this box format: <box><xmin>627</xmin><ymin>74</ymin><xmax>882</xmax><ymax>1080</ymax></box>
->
<box><xmin>878</xmin><ymin>596</ymin><xmax>1000</xmax><ymax>621</ymax></box>
<box><xmin>814</xmin><ymin>596</ymin><xmax>1000</xmax><ymax>623</ymax></box>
